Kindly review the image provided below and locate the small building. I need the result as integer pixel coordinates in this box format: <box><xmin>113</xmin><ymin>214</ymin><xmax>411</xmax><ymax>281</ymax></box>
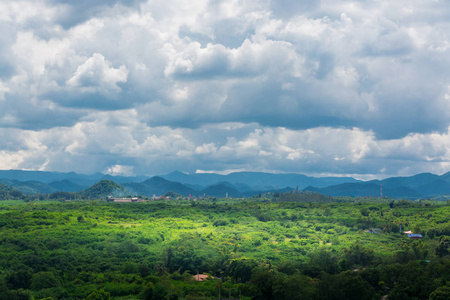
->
<box><xmin>407</xmin><ymin>234</ymin><xmax>423</xmax><ymax>240</ymax></box>
<box><xmin>403</xmin><ymin>230</ymin><xmax>413</xmax><ymax>234</ymax></box>
<box><xmin>108</xmin><ymin>197</ymin><xmax>143</xmax><ymax>203</ymax></box>
<box><xmin>193</xmin><ymin>274</ymin><xmax>211</xmax><ymax>281</ymax></box>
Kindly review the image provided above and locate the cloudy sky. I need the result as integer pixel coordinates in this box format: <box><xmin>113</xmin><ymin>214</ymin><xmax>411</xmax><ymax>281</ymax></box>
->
<box><xmin>1</xmin><ymin>0</ymin><xmax>450</xmax><ymax>179</ymax></box>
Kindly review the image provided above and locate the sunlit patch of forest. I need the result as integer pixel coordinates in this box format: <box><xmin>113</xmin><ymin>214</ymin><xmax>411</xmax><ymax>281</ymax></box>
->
<box><xmin>0</xmin><ymin>197</ymin><xmax>449</xmax><ymax>299</ymax></box>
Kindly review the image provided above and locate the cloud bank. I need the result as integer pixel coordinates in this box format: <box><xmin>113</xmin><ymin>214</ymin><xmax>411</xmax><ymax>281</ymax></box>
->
<box><xmin>1</xmin><ymin>0</ymin><xmax>450</xmax><ymax>178</ymax></box>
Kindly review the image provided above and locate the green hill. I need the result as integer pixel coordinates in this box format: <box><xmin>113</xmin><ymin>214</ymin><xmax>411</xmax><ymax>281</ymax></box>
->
<box><xmin>83</xmin><ymin>180</ymin><xmax>128</xmax><ymax>199</ymax></box>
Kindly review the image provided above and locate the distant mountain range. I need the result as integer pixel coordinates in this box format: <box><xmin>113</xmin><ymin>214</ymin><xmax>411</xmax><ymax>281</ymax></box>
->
<box><xmin>305</xmin><ymin>172</ymin><xmax>450</xmax><ymax>199</ymax></box>
<box><xmin>160</xmin><ymin>171</ymin><xmax>360</xmax><ymax>191</ymax></box>
<box><xmin>0</xmin><ymin>170</ymin><xmax>449</xmax><ymax>199</ymax></box>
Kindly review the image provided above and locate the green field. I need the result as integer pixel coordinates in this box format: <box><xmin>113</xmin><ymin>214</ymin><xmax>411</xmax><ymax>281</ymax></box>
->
<box><xmin>0</xmin><ymin>198</ymin><xmax>449</xmax><ymax>299</ymax></box>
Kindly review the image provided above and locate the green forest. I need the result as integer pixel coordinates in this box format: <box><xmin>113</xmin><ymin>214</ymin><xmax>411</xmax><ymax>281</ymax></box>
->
<box><xmin>0</xmin><ymin>195</ymin><xmax>449</xmax><ymax>300</ymax></box>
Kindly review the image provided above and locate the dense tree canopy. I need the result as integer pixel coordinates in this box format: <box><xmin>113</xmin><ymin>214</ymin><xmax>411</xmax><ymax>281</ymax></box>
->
<box><xmin>0</xmin><ymin>196</ymin><xmax>448</xmax><ymax>299</ymax></box>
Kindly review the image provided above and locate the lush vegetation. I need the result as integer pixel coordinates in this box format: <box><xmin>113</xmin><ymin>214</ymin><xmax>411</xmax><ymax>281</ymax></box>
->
<box><xmin>0</xmin><ymin>196</ymin><xmax>449</xmax><ymax>299</ymax></box>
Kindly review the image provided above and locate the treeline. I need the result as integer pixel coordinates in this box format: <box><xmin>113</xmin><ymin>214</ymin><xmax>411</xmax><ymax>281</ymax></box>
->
<box><xmin>0</xmin><ymin>183</ymin><xmax>25</xmax><ymax>200</ymax></box>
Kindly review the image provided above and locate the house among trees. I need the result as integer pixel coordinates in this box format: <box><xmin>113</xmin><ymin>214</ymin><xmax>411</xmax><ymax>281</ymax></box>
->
<box><xmin>407</xmin><ymin>233</ymin><xmax>423</xmax><ymax>240</ymax></box>
<box><xmin>402</xmin><ymin>230</ymin><xmax>423</xmax><ymax>239</ymax></box>
<box><xmin>107</xmin><ymin>197</ymin><xmax>143</xmax><ymax>203</ymax></box>
<box><xmin>193</xmin><ymin>274</ymin><xmax>211</xmax><ymax>281</ymax></box>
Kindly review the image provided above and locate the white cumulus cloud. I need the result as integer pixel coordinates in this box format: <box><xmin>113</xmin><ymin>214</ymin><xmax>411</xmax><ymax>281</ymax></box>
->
<box><xmin>67</xmin><ymin>53</ymin><xmax>128</xmax><ymax>94</ymax></box>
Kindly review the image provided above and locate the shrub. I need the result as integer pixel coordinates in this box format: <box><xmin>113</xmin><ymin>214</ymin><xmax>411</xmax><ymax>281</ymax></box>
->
<box><xmin>87</xmin><ymin>289</ymin><xmax>110</xmax><ymax>300</ymax></box>
<box><xmin>213</xmin><ymin>219</ymin><xmax>228</xmax><ymax>227</ymax></box>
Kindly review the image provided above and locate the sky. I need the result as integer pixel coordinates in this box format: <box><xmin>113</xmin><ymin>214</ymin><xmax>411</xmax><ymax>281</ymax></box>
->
<box><xmin>1</xmin><ymin>0</ymin><xmax>450</xmax><ymax>179</ymax></box>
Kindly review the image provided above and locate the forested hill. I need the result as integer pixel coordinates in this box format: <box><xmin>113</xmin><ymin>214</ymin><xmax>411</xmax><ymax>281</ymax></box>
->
<box><xmin>0</xmin><ymin>182</ymin><xmax>24</xmax><ymax>200</ymax></box>
<box><xmin>83</xmin><ymin>180</ymin><xmax>129</xmax><ymax>199</ymax></box>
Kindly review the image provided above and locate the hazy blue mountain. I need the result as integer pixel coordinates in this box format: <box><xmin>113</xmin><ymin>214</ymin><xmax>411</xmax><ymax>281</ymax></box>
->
<box><xmin>0</xmin><ymin>179</ymin><xmax>57</xmax><ymax>194</ymax></box>
<box><xmin>13</xmin><ymin>181</ymin><xmax>57</xmax><ymax>194</ymax></box>
<box><xmin>439</xmin><ymin>171</ymin><xmax>450</xmax><ymax>180</ymax></box>
<box><xmin>233</xmin><ymin>182</ymin><xmax>256</xmax><ymax>192</ymax></box>
<box><xmin>252</xmin><ymin>184</ymin><xmax>277</xmax><ymax>191</ymax></box>
<box><xmin>378</xmin><ymin>172</ymin><xmax>440</xmax><ymax>189</ymax></box>
<box><xmin>48</xmin><ymin>180</ymin><xmax>85</xmax><ymax>192</ymax></box>
<box><xmin>0</xmin><ymin>170</ymin><xmax>75</xmax><ymax>182</ymax></box>
<box><xmin>211</xmin><ymin>181</ymin><xmax>254</xmax><ymax>193</ymax></box>
<box><xmin>0</xmin><ymin>170</ymin><xmax>359</xmax><ymax>194</ymax></box>
<box><xmin>0</xmin><ymin>170</ymin><xmax>104</xmax><ymax>183</ymax></box>
<box><xmin>162</xmin><ymin>171</ymin><xmax>225</xmax><ymax>187</ymax></box>
<box><xmin>100</xmin><ymin>174</ymin><xmax>150</xmax><ymax>184</ymax></box>
<box><xmin>199</xmin><ymin>183</ymin><xmax>242</xmax><ymax>198</ymax></box>
<box><xmin>416</xmin><ymin>179</ymin><xmax>450</xmax><ymax>196</ymax></box>
<box><xmin>385</xmin><ymin>186</ymin><xmax>423</xmax><ymax>199</ymax></box>
<box><xmin>185</xmin><ymin>183</ymin><xmax>204</xmax><ymax>191</ymax></box>
<box><xmin>305</xmin><ymin>182</ymin><xmax>383</xmax><ymax>197</ymax></box>
<box><xmin>62</xmin><ymin>178</ymin><xmax>99</xmax><ymax>188</ymax></box>
<box><xmin>161</xmin><ymin>171</ymin><xmax>360</xmax><ymax>190</ymax></box>
<box><xmin>123</xmin><ymin>176</ymin><xmax>196</xmax><ymax>197</ymax></box>
<box><xmin>0</xmin><ymin>179</ymin><xmax>15</xmax><ymax>186</ymax></box>
<box><xmin>305</xmin><ymin>181</ymin><xmax>422</xmax><ymax>199</ymax></box>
